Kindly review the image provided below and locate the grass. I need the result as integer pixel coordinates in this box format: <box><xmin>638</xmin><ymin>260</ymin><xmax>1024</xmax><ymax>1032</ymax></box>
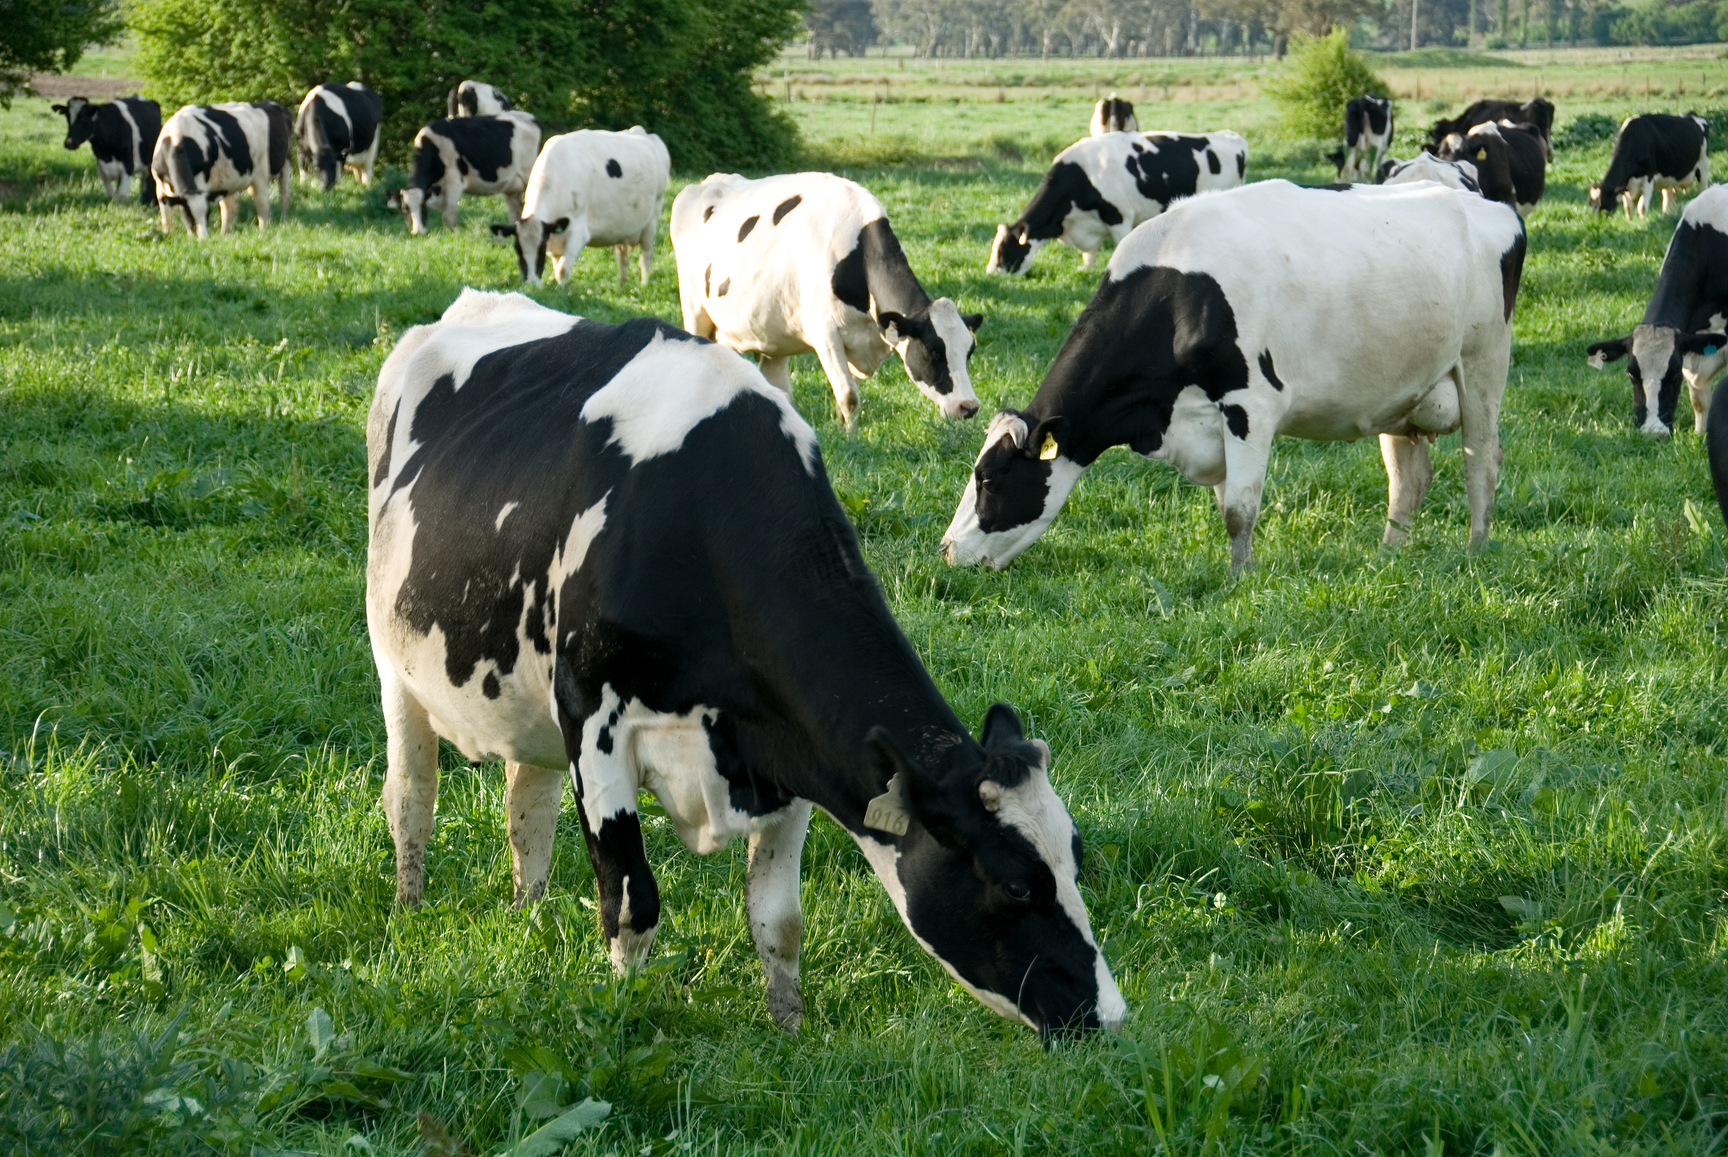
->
<box><xmin>3</xmin><ymin>46</ymin><xmax>1728</xmax><ymax>1156</ymax></box>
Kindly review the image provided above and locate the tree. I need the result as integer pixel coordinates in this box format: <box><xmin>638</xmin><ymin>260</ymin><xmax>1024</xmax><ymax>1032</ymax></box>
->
<box><xmin>807</xmin><ymin>0</ymin><xmax>879</xmax><ymax>57</ymax></box>
<box><xmin>0</xmin><ymin>0</ymin><xmax>124</xmax><ymax>105</ymax></box>
<box><xmin>1262</xmin><ymin>25</ymin><xmax>1390</xmax><ymax>139</ymax></box>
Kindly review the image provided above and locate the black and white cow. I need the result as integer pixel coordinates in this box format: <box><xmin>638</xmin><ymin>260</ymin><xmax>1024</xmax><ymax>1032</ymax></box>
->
<box><xmin>151</xmin><ymin>101</ymin><xmax>292</xmax><ymax>237</ymax></box>
<box><xmin>447</xmin><ymin>80</ymin><xmax>513</xmax><ymax>117</ymax></box>
<box><xmin>1379</xmin><ymin>152</ymin><xmax>1482</xmax><ymax>194</ymax></box>
<box><xmin>1586</xmin><ymin>185</ymin><xmax>1728</xmax><ymax>436</ymax></box>
<box><xmin>366</xmin><ymin>288</ymin><xmax>1126</xmax><ymax>1037</ymax></box>
<box><xmin>52</xmin><ymin>95</ymin><xmax>161</xmax><ymax>205</ymax></box>
<box><xmin>1338</xmin><ymin>94</ymin><xmax>1393</xmax><ymax>182</ymax></box>
<box><xmin>943</xmin><ymin>180</ymin><xmax>1527</xmax><ymax>571</ymax></box>
<box><xmin>294</xmin><ymin>82</ymin><xmax>383</xmax><ymax>190</ymax></box>
<box><xmin>1709</xmin><ymin>374</ymin><xmax>1728</xmax><ymax>530</ymax></box>
<box><xmin>489</xmin><ymin>127</ymin><xmax>669</xmax><ymax>287</ymax></box>
<box><xmin>1437</xmin><ymin>121</ymin><xmax>1545</xmax><ymax>217</ymax></box>
<box><xmin>1588</xmin><ymin>113</ymin><xmax>1710</xmax><ymax>218</ymax></box>
<box><xmin>399</xmin><ymin>112</ymin><xmax>541</xmax><ymax>235</ymax></box>
<box><xmin>987</xmin><ymin>130</ymin><xmax>1248</xmax><ymax>275</ymax></box>
<box><xmin>1090</xmin><ymin>93</ymin><xmax>1138</xmax><ymax>136</ymax></box>
<box><xmin>1430</xmin><ymin>97</ymin><xmax>1556</xmax><ymax>161</ymax></box>
<box><xmin>671</xmin><ymin>172</ymin><xmax>982</xmax><ymax>425</ymax></box>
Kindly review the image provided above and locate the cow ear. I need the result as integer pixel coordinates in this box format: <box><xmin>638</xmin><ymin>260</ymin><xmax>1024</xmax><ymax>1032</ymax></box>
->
<box><xmin>877</xmin><ymin>310</ymin><xmax>907</xmax><ymax>341</ymax></box>
<box><xmin>51</xmin><ymin>103</ymin><xmax>67</xmax><ymax>114</ymax></box>
<box><xmin>979</xmin><ymin>702</ymin><xmax>1025</xmax><ymax>749</ymax></box>
<box><xmin>863</xmin><ymin>727</ymin><xmax>928</xmax><ymax>837</ymax></box>
<box><xmin>1587</xmin><ymin>338</ymin><xmax>1629</xmax><ymax>369</ymax></box>
<box><xmin>488</xmin><ymin>223</ymin><xmax>517</xmax><ymax>243</ymax></box>
<box><xmin>1024</xmin><ymin>415</ymin><xmax>1066</xmax><ymax>460</ymax></box>
<box><xmin>961</xmin><ymin>312</ymin><xmax>983</xmax><ymax>332</ymax></box>
<box><xmin>1684</xmin><ymin>332</ymin><xmax>1727</xmax><ymax>356</ymax></box>
<box><xmin>549</xmin><ymin>217</ymin><xmax>569</xmax><ymax>235</ymax></box>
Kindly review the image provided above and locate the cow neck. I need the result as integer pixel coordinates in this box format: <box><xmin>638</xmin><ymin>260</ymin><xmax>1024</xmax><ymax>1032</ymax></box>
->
<box><xmin>1645</xmin><ymin>219</ymin><xmax>1728</xmax><ymax>331</ymax></box>
<box><xmin>859</xmin><ymin>218</ymin><xmax>933</xmax><ymax>323</ymax></box>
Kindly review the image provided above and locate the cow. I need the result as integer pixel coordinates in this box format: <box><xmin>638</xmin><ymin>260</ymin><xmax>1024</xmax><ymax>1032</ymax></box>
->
<box><xmin>1090</xmin><ymin>93</ymin><xmax>1138</xmax><ymax>136</ymax></box>
<box><xmin>488</xmin><ymin>127</ymin><xmax>669</xmax><ymax>287</ymax></box>
<box><xmin>294</xmin><ymin>82</ymin><xmax>383</xmax><ymax>190</ymax></box>
<box><xmin>1710</xmin><ymin>376</ymin><xmax>1728</xmax><ymax>530</ymax></box>
<box><xmin>448</xmin><ymin>80</ymin><xmax>513</xmax><ymax>117</ymax></box>
<box><xmin>399</xmin><ymin>112</ymin><xmax>541</xmax><ymax>235</ymax></box>
<box><xmin>1338</xmin><ymin>94</ymin><xmax>1393</xmax><ymax>182</ymax></box>
<box><xmin>1429</xmin><ymin>97</ymin><xmax>1555</xmax><ymax>161</ymax></box>
<box><xmin>52</xmin><ymin>95</ymin><xmax>161</xmax><ymax>206</ymax></box>
<box><xmin>1586</xmin><ymin>185</ymin><xmax>1728</xmax><ymax>437</ymax></box>
<box><xmin>1379</xmin><ymin>152</ymin><xmax>1482</xmax><ymax>194</ymax></box>
<box><xmin>942</xmin><ymin>180</ymin><xmax>1527</xmax><ymax>572</ymax></box>
<box><xmin>987</xmin><ymin>130</ymin><xmax>1249</xmax><ymax>276</ymax></box>
<box><xmin>151</xmin><ymin>101</ymin><xmax>292</xmax><ymax>237</ymax></box>
<box><xmin>365</xmin><ymin>287</ymin><xmax>1127</xmax><ymax>1038</ymax></box>
<box><xmin>671</xmin><ymin>172</ymin><xmax>982</xmax><ymax>426</ymax></box>
<box><xmin>1587</xmin><ymin>113</ymin><xmax>1710</xmax><ymax>218</ymax></box>
<box><xmin>1437</xmin><ymin>121</ymin><xmax>1545</xmax><ymax>217</ymax></box>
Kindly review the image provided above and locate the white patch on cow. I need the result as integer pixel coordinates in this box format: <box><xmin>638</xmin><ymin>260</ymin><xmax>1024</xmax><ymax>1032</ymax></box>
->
<box><xmin>1150</xmin><ymin>385</ymin><xmax>1229</xmax><ymax>485</ymax></box>
<box><xmin>112</xmin><ymin>98</ymin><xmax>143</xmax><ymax>175</ymax></box>
<box><xmin>494</xmin><ymin>501</ymin><xmax>519</xmax><ymax>531</ymax></box>
<box><xmin>516</xmin><ymin>129</ymin><xmax>670</xmax><ymax>287</ymax></box>
<box><xmin>1682</xmin><ymin>184</ymin><xmax>1728</xmax><ymax>233</ymax></box>
<box><xmin>580</xmin><ymin>330</ymin><xmax>818</xmax><ymax>472</ymax></box>
<box><xmin>1382</xmin><ymin>153</ymin><xmax>1479</xmax><ymax>192</ymax></box>
<box><xmin>1630</xmin><ymin>324</ymin><xmax>1679</xmax><ymax>436</ymax></box>
<box><xmin>421</xmin><ymin>289</ymin><xmax>574</xmax><ymax>396</ymax></box>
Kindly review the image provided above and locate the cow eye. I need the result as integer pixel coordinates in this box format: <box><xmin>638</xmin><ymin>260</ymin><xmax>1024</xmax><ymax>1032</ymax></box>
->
<box><xmin>1004</xmin><ymin>879</ymin><xmax>1031</xmax><ymax>902</ymax></box>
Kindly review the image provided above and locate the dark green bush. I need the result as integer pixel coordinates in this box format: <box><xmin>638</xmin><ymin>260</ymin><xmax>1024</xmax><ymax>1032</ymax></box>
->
<box><xmin>1553</xmin><ymin>112</ymin><xmax>1619</xmax><ymax>149</ymax></box>
<box><xmin>127</xmin><ymin>0</ymin><xmax>802</xmax><ymax>173</ymax></box>
<box><xmin>1262</xmin><ymin>26</ymin><xmax>1393</xmax><ymax>142</ymax></box>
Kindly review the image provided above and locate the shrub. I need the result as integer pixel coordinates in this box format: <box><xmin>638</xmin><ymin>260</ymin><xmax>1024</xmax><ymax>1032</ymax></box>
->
<box><xmin>127</xmin><ymin>0</ymin><xmax>802</xmax><ymax>173</ymax></box>
<box><xmin>1262</xmin><ymin>26</ymin><xmax>1392</xmax><ymax>142</ymax></box>
<box><xmin>1553</xmin><ymin>112</ymin><xmax>1619</xmax><ymax>149</ymax></box>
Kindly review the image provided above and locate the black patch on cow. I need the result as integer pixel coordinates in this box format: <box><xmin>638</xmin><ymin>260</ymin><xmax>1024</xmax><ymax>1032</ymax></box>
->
<box><xmin>1221</xmin><ymin>404</ymin><xmax>1250</xmax><ymax>439</ymax></box>
<box><xmin>831</xmin><ymin>218</ymin><xmax>959</xmax><ymax>395</ymax></box>
<box><xmin>1429</xmin><ymin>98</ymin><xmax>1554</xmax><ymax>152</ymax></box>
<box><xmin>1122</xmin><ymin>137</ymin><xmax>1207</xmax><ymax>210</ymax></box>
<box><xmin>59</xmin><ymin>95</ymin><xmax>162</xmax><ymax>205</ymax></box>
<box><xmin>458</xmin><ymin>157</ymin><xmax>470</xmax><ymax>177</ymax></box>
<box><xmin>1207</xmin><ymin>149</ymin><xmax>1221</xmax><ymax>175</ymax></box>
<box><xmin>373</xmin><ymin>402</ymin><xmax>399</xmax><ymax>485</ymax></box>
<box><xmin>418</xmin><ymin>116</ymin><xmax>518</xmax><ymax>189</ymax></box>
<box><xmin>738</xmin><ymin>215</ymin><xmax>759</xmax><ymax>242</ymax></box>
<box><xmin>1708</xmin><ymin>376</ymin><xmax>1728</xmax><ymax>531</ymax></box>
<box><xmin>1236</xmin><ymin>152</ymin><xmax>1245</xmax><ymax>178</ymax></box>
<box><xmin>1257</xmin><ymin>350</ymin><xmax>1284</xmax><ymax>391</ymax></box>
<box><xmin>606</xmin><ymin>158</ymin><xmax>622</xmax><ymax>178</ymax></box>
<box><xmin>1644</xmin><ymin>214</ymin><xmax>1728</xmax><ymax>333</ymax></box>
<box><xmin>702</xmin><ymin>205</ymin><xmax>714</xmax><ymax>222</ymax></box>
<box><xmin>1012</xmin><ymin>161</ymin><xmax>1124</xmax><ymax>245</ymax></box>
<box><xmin>772</xmin><ymin>194</ymin><xmax>802</xmax><ymax>224</ymax></box>
<box><xmin>409</xmin><ymin>133</ymin><xmax>446</xmax><ymax>195</ymax></box>
<box><xmin>1596</xmin><ymin>113</ymin><xmax>1709</xmax><ymax>210</ymax></box>
<box><xmin>1345</xmin><ymin>95</ymin><xmax>1393</xmax><ymax>148</ymax></box>
<box><xmin>482</xmin><ymin>671</ymin><xmax>501</xmax><ymax>699</ymax></box>
<box><xmin>703</xmin><ymin>264</ymin><xmax>711</xmax><ymax>296</ymax></box>
<box><xmin>200</xmin><ymin>106</ymin><xmax>253</xmax><ymax>181</ymax></box>
<box><xmin>458</xmin><ymin>87</ymin><xmax>478</xmax><ymax>116</ymax></box>
<box><xmin>253</xmin><ymin>100</ymin><xmax>290</xmax><ymax>178</ymax></box>
<box><xmin>716</xmin><ymin>277</ymin><xmax>730</xmax><ymax>297</ymax></box>
<box><xmin>1500</xmin><ymin>231</ymin><xmax>1527</xmax><ymax>322</ymax></box>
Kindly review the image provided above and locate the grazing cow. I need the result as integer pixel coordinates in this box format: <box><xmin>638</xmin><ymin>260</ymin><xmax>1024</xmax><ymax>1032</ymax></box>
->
<box><xmin>942</xmin><ymin>180</ymin><xmax>1527</xmax><ymax>571</ymax></box>
<box><xmin>1090</xmin><ymin>93</ymin><xmax>1138</xmax><ymax>136</ymax></box>
<box><xmin>671</xmin><ymin>172</ymin><xmax>982</xmax><ymax>425</ymax></box>
<box><xmin>1339</xmin><ymin>94</ymin><xmax>1393</xmax><ymax>182</ymax></box>
<box><xmin>1379</xmin><ymin>152</ymin><xmax>1482</xmax><ymax>194</ymax></box>
<box><xmin>52</xmin><ymin>95</ymin><xmax>161</xmax><ymax>205</ymax></box>
<box><xmin>1586</xmin><ymin>185</ymin><xmax>1728</xmax><ymax>436</ymax></box>
<box><xmin>294</xmin><ymin>82</ymin><xmax>383</xmax><ymax>190</ymax></box>
<box><xmin>366</xmin><ymin>288</ymin><xmax>1126</xmax><ymax>1037</ymax></box>
<box><xmin>489</xmin><ymin>127</ymin><xmax>669</xmax><ymax>287</ymax></box>
<box><xmin>1438</xmin><ymin>121</ymin><xmax>1545</xmax><ymax>217</ymax></box>
<box><xmin>987</xmin><ymin>130</ymin><xmax>1248</xmax><ymax>275</ymax></box>
<box><xmin>1588</xmin><ymin>113</ymin><xmax>1710</xmax><ymax>218</ymax></box>
<box><xmin>1710</xmin><ymin>378</ymin><xmax>1728</xmax><ymax>530</ymax></box>
<box><xmin>151</xmin><ymin>101</ymin><xmax>292</xmax><ymax>237</ymax></box>
<box><xmin>399</xmin><ymin>112</ymin><xmax>541</xmax><ymax>234</ymax></box>
<box><xmin>448</xmin><ymin>80</ymin><xmax>513</xmax><ymax>117</ymax></box>
<box><xmin>1430</xmin><ymin>97</ymin><xmax>1556</xmax><ymax>160</ymax></box>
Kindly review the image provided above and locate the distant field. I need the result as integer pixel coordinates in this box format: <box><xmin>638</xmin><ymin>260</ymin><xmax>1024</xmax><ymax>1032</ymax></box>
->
<box><xmin>3</xmin><ymin>46</ymin><xmax>1728</xmax><ymax>1157</ymax></box>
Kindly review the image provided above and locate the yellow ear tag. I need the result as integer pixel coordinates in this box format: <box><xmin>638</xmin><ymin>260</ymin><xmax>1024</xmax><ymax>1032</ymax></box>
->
<box><xmin>1039</xmin><ymin>434</ymin><xmax>1059</xmax><ymax>461</ymax></box>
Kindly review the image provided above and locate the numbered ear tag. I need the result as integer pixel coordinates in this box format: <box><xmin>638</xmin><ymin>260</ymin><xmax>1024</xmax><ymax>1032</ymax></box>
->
<box><xmin>1039</xmin><ymin>434</ymin><xmax>1059</xmax><ymax>461</ymax></box>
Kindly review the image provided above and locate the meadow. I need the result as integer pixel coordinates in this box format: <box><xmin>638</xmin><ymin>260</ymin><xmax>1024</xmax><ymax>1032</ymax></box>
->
<box><xmin>3</xmin><ymin>44</ymin><xmax>1728</xmax><ymax>1155</ymax></box>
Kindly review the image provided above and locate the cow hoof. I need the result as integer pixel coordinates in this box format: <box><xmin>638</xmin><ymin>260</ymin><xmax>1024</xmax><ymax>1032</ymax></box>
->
<box><xmin>1381</xmin><ymin>522</ymin><xmax>1413</xmax><ymax>548</ymax></box>
<box><xmin>766</xmin><ymin>979</ymin><xmax>804</xmax><ymax>1033</ymax></box>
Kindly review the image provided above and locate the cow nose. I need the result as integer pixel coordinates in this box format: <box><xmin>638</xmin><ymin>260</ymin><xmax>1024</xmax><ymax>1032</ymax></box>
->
<box><xmin>957</xmin><ymin>399</ymin><xmax>979</xmax><ymax>419</ymax></box>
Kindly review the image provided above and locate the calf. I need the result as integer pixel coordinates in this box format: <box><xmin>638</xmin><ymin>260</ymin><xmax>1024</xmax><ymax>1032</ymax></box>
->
<box><xmin>489</xmin><ymin>126</ymin><xmax>669</xmax><ymax>287</ymax></box>
<box><xmin>1586</xmin><ymin>185</ymin><xmax>1728</xmax><ymax>436</ymax></box>
<box><xmin>447</xmin><ymin>80</ymin><xmax>513</xmax><ymax>117</ymax></box>
<box><xmin>52</xmin><ymin>95</ymin><xmax>161</xmax><ymax>205</ymax></box>
<box><xmin>672</xmin><ymin>172</ymin><xmax>982</xmax><ymax>425</ymax></box>
<box><xmin>1339</xmin><ymin>94</ymin><xmax>1393</xmax><ymax>182</ymax></box>
<box><xmin>151</xmin><ymin>101</ymin><xmax>292</xmax><ymax>237</ymax></box>
<box><xmin>366</xmin><ymin>287</ymin><xmax>1125</xmax><ymax>1037</ymax></box>
<box><xmin>943</xmin><ymin>180</ymin><xmax>1527</xmax><ymax>572</ymax></box>
<box><xmin>294</xmin><ymin>82</ymin><xmax>383</xmax><ymax>190</ymax></box>
<box><xmin>1438</xmin><ymin>121</ymin><xmax>1545</xmax><ymax>217</ymax></box>
<box><xmin>1380</xmin><ymin>152</ymin><xmax>1482</xmax><ymax>194</ymax></box>
<box><xmin>400</xmin><ymin>112</ymin><xmax>541</xmax><ymax>234</ymax></box>
<box><xmin>1588</xmin><ymin>113</ymin><xmax>1710</xmax><ymax>218</ymax></box>
<box><xmin>1430</xmin><ymin>97</ymin><xmax>1555</xmax><ymax>160</ymax></box>
<box><xmin>1090</xmin><ymin>93</ymin><xmax>1138</xmax><ymax>136</ymax></box>
<box><xmin>987</xmin><ymin>130</ymin><xmax>1248</xmax><ymax>275</ymax></box>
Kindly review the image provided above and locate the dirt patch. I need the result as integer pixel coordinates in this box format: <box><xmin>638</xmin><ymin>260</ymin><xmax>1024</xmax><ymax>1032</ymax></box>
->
<box><xmin>29</xmin><ymin>72</ymin><xmax>144</xmax><ymax>101</ymax></box>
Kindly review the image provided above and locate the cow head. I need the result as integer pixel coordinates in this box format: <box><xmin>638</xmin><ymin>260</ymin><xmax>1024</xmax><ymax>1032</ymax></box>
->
<box><xmin>987</xmin><ymin>224</ymin><xmax>1043</xmax><ymax>276</ymax></box>
<box><xmin>878</xmin><ymin>300</ymin><xmax>982</xmax><ymax>419</ymax></box>
<box><xmin>1438</xmin><ymin>128</ymin><xmax>1515</xmax><ymax>209</ymax></box>
<box><xmin>306</xmin><ymin>142</ymin><xmax>344</xmax><ymax>193</ymax></box>
<box><xmin>942</xmin><ymin>409</ymin><xmax>1083</xmax><ymax>568</ymax></box>
<box><xmin>52</xmin><ymin>97</ymin><xmax>94</xmax><ymax>150</ymax></box>
<box><xmin>1588</xmin><ymin>326</ymin><xmax>1728</xmax><ymax>436</ymax></box>
<box><xmin>491</xmin><ymin>216</ymin><xmax>569</xmax><ymax>285</ymax></box>
<box><xmin>859</xmin><ymin>703</ymin><xmax>1125</xmax><ymax>1037</ymax></box>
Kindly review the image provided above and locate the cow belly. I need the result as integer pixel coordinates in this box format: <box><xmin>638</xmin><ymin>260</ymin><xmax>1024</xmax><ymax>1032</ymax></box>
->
<box><xmin>636</xmin><ymin>717</ymin><xmax>755</xmax><ymax>855</ymax></box>
<box><xmin>386</xmin><ymin>619</ymin><xmax>566</xmax><ymax>767</ymax></box>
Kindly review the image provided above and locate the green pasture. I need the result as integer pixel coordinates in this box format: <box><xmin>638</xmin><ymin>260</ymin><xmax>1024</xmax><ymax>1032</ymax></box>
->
<box><xmin>4</xmin><ymin>49</ymin><xmax>1728</xmax><ymax>1156</ymax></box>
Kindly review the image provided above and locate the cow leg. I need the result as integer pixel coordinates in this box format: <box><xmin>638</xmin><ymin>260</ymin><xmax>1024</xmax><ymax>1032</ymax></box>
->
<box><xmin>1663</xmin><ymin>187</ymin><xmax>1679</xmax><ymax>214</ymax></box>
<box><xmin>614</xmin><ymin>244</ymin><xmax>629</xmax><ymax>285</ymax></box>
<box><xmin>379</xmin><ymin>671</ymin><xmax>440</xmax><ymax>906</ymax></box>
<box><xmin>810</xmin><ymin>332</ymin><xmax>862</xmax><ymax>427</ymax></box>
<box><xmin>1379</xmin><ymin>433</ymin><xmax>1433</xmax><ymax>547</ymax></box>
<box><xmin>503</xmin><ymin>190</ymin><xmax>524</xmax><ymax>224</ymax></box>
<box><xmin>1216</xmin><ymin>409</ymin><xmax>1274</xmax><ymax>571</ymax></box>
<box><xmin>758</xmin><ymin>355</ymin><xmax>794</xmax><ymax>395</ymax></box>
<box><xmin>252</xmin><ymin>175</ymin><xmax>272</xmax><ymax>230</ymax></box>
<box><xmin>277</xmin><ymin>167</ymin><xmax>292</xmax><ymax>216</ymax></box>
<box><xmin>1080</xmin><ymin>248</ymin><xmax>1099</xmax><ymax>269</ymax></box>
<box><xmin>1457</xmin><ymin>353</ymin><xmax>1507</xmax><ymax>552</ymax></box>
<box><xmin>219</xmin><ymin>193</ymin><xmax>241</xmax><ymax>234</ymax></box>
<box><xmin>505</xmin><ymin>760</ymin><xmax>564</xmax><ymax>906</ymax></box>
<box><xmin>637</xmin><ymin>222</ymin><xmax>655</xmax><ymax>285</ymax></box>
<box><xmin>554</xmin><ymin>222</ymin><xmax>589</xmax><ymax>287</ymax></box>
<box><xmin>570</xmin><ymin>695</ymin><xmax>660</xmax><ymax>973</ymax></box>
<box><xmin>442</xmin><ymin>188</ymin><xmax>462</xmax><ymax>231</ymax></box>
<box><xmin>1685</xmin><ymin>365</ymin><xmax>1720</xmax><ymax>434</ymax></box>
<box><xmin>114</xmin><ymin>172</ymin><xmax>131</xmax><ymax>202</ymax></box>
<box><xmin>747</xmin><ymin>799</ymin><xmax>811</xmax><ymax>1032</ymax></box>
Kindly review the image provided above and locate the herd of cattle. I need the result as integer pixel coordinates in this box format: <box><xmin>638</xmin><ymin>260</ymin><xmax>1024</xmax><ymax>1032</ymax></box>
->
<box><xmin>45</xmin><ymin>80</ymin><xmax>1728</xmax><ymax>1037</ymax></box>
